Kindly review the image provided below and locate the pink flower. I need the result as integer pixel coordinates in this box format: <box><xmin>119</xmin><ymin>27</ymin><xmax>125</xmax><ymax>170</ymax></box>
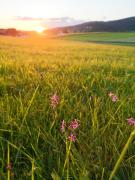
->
<box><xmin>68</xmin><ymin>133</ymin><xmax>76</xmax><ymax>142</ymax></box>
<box><xmin>50</xmin><ymin>93</ymin><xmax>60</xmax><ymax>109</ymax></box>
<box><xmin>127</xmin><ymin>118</ymin><xmax>135</xmax><ymax>126</ymax></box>
<box><xmin>61</xmin><ymin>120</ymin><xmax>66</xmax><ymax>133</ymax></box>
<box><xmin>69</xmin><ymin>119</ymin><xmax>80</xmax><ymax>130</ymax></box>
<box><xmin>112</xmin><ymin>95</ymin><xmax>118</xmax><ymax>102</ymax></box>
<box><xmin>108</xmin><ymin>92</ymin><xmax>118</xmax><ymax>102</ymax></box>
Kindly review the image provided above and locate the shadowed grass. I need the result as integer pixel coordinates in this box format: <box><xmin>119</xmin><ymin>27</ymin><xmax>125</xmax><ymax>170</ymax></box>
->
<box><xmin>60</xmin><ymin>32</ymin><xmax>135</xmax><ymax>46</ymax></box>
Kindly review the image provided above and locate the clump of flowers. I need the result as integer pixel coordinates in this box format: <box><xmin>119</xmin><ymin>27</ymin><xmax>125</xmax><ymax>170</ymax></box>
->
<box><xmin>60</xmin><ymin>119</ymin><xmax>80</xmax><ymax>142</ymax></box>
<box><xmin>108</xmin><ymin>92</ymin><xmax>118</xmax><ymax>102</ymax></box>
<box><xmin>50</xmin><ymin>93</ymin><xmax>60</xmax><ymax>109</ymax></box>
<box><xmin>127</xmin><ymin>118</ymin><xmax>135</xmax><ymax>126</ymax></box>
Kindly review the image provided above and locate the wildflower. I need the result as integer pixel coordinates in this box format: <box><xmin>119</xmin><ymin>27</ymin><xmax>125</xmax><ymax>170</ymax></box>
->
<box><xmin>61</xmin><ymin>120</ymin><xmax>66</xmax><ymax>133</ymax></box>
<box><xmin>108</xmin><ymin>92</ymin><xmax>114</xmax><ymax>97</ymax></box>
<box><xmin>68</xmin><ymin>133</ymin><xmax>76</xmax><ymax>142</ymax></box>
<box><xmin>112</xmin><ymin>95</ymin><xmax>118</xmax><ymax>102</ymax></box>
<box><xmin>127</xmin><ymin>118</ymin><xmax>135</xmax><ymax>126</ymax></box>
<box><xmin>50</xmin><ymin>93</ymin><xmax>60</xmax><ymax>109</ymax></box>
<box><xmin>69</xmin><ymin>119</ymin><xmax>80</xmax><ymax>130</ymax></box>
<box><xmin>108</xmin><ymin>92</ymin><xmax>118</xmax><ymax>102</ymax></box>
<box><xmin>6</xmin><ymin>162</ymin><xmax>12</xmax><ymax>171</ymax></box>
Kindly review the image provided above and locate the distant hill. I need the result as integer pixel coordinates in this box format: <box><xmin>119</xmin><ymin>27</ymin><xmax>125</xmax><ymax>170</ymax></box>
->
<box><xmin>45</xmin><ymin>17</ymin><xmax>135</xmax><ymax>35</ymax></box>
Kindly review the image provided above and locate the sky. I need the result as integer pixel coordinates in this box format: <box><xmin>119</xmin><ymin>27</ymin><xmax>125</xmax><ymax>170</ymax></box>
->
<box><xmin>0</xmin><ymin>0</ymin><xmax>135</xmax><ymax>31</ymax></box>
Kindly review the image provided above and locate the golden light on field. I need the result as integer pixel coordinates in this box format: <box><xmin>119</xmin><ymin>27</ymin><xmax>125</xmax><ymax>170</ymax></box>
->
<box><xmin>35</xmin><ymin>26</ymin><xmax>45</xmax><ymax>33</ymax></box>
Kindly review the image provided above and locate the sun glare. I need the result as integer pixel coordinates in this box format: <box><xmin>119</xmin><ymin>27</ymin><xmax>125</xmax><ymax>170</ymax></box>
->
<box><xmin>35</xmin><ymin>26</ymin><xmax>45</xmax><ymax>33</ymax></box>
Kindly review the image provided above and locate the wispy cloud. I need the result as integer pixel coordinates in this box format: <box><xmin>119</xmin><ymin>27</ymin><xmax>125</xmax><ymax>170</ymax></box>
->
<box><xmin>42</xmin><ymin>17</ymin><xmax>85</xmax><ymax>28</ymax></box>
<box><xmin>13</xmin><ymin>16</ymin><xmax>44</xmax><ymax>21</ymax></box>
<box><xmin>13</xmin><ymin>16</ymin><xmax>85</xmax><ymax>28</ymax></box>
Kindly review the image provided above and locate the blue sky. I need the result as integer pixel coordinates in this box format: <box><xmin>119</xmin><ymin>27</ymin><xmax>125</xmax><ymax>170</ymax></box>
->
<box><xmin>0</xmin><ymin>0</ymin><xmax>134</xmax><ymax>30</ymax></box>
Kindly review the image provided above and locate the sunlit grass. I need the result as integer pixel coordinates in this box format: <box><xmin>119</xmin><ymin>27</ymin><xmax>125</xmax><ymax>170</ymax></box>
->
<box><xmin>0</xmin><ymin>36</ymin><xmax>135</xmax><ymax>179</ymax></box>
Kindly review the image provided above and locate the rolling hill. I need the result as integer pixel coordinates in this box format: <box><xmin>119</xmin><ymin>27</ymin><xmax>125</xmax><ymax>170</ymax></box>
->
<box><xmin>45</xmin><ymin>17</ymin><xmax>135</xmax><ymax>34</ymax></box>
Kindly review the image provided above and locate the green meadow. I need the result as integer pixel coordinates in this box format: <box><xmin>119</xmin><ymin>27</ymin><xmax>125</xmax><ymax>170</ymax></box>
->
<box><xmin>60</xmin><ymin>32</ymin><xmax>135</xmax><ymax>46</ymax></box>
<box><xmin>0</xmin><ymin>35</ymin><xmax>135</xmax><ymax>179</ymax></box>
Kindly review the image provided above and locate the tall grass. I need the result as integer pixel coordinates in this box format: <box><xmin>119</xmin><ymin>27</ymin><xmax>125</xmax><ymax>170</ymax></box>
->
<box><xmin>0</xmin><ymin>36</ymin><xmax>135</xmax><ymax>179</ymax></box>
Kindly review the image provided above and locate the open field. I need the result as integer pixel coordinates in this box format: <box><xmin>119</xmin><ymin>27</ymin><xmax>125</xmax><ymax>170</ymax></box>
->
<box><xmin>0</xmin><ymin>36</ymin><xmax>135</xmax><ymax>179</ymax></box>
<box><xmin>60</xmin><ymin>32</ymin><xmax>135</xmax><ymax>46</ymax></box>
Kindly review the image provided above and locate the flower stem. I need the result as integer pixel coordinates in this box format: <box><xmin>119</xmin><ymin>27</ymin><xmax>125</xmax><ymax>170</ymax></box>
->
<box><xmin>62</xmin><ymin>140</ymin><xmax>72</xmax><ymax>178</ymax></box>
<box><xmin>7</xmin><ymin>142</ymin><xmax>10</xmax><ymax>180</ymax></box>
<box><xmin>31</xmin><ymin>159</ymin><xmax>35</xmax><ymax>180</ymax></box>
<box><xmin>109</xmin><ymin>130</ymin><xmax>135</xmax><ymax>180</ymax></box>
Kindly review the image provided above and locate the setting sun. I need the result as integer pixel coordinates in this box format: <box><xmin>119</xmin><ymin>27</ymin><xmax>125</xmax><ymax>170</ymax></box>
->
<box><xmin>35</xmin><ymin>26</ymin><xmax>45</xmax><ymax>33</ymax></box>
